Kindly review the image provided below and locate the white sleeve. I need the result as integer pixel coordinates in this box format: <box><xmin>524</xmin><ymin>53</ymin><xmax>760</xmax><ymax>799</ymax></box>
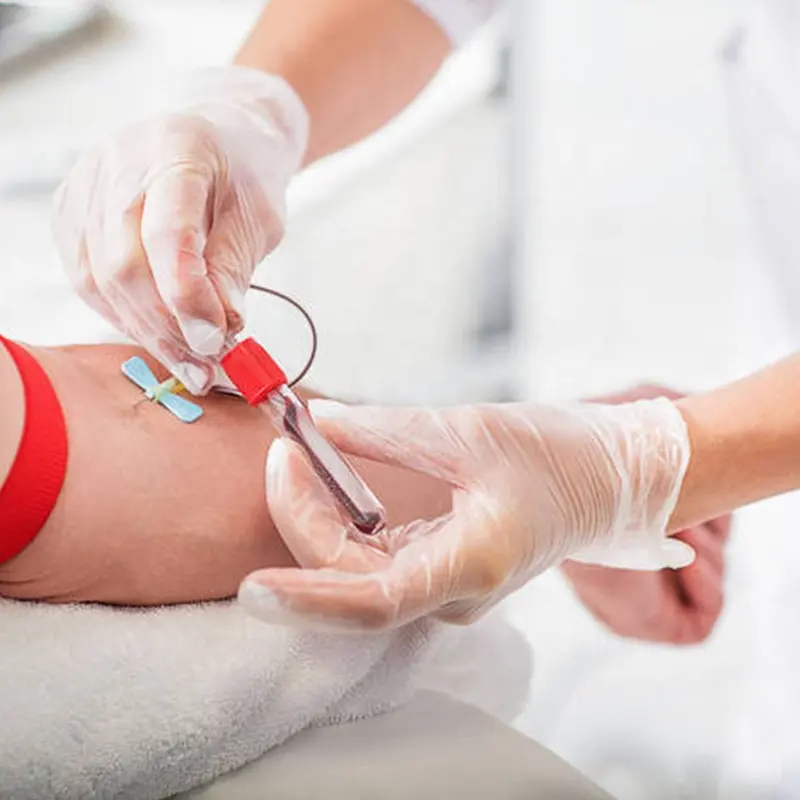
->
<box><xmin>410</xmin><ymin>0</ymin><xmax>504</xmax><ymax>45</ymax></box>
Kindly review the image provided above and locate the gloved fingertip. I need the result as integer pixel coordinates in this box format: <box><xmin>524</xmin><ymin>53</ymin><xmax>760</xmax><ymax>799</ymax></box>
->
<box><xmin>307</xmin><ymin>399</ymin><xmax>349</xmax><ymax>421</ymax></box>
<box><xmin>174</xmin><ymin>362</ymin><xmax>214</xmax><ymax>395</ymax></box>
<box><xmin>238</xmin><ymin>579</ymin><xmax>285</xmax><ymax>623</ymax></box>
<box><xmin>182</xmin><ymin>318</ymin><xmax>226</xmax><ymax>356</ymax></box>
<box><xmin>663</xmin><ymin>538</ymin><xmax>696</xmax><ymax>569</ymax></box>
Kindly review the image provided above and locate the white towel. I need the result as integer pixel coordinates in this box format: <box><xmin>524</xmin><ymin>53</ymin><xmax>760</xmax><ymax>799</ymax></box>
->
<box><xmin>0</xmin><ymin>597</ymin><xmax>530</xmax><ymax>800</ymax></box>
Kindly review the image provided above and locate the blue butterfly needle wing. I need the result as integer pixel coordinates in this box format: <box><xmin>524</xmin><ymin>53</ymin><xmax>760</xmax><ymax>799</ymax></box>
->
<box><xmin>159</xmin><ymin>392</ymin><xmax>204</xmax><ymax>424</ymax></box>
<box><xmin>121</xmin><ymin>357</ymin><xmax>158</xmax><ymax>392</ymax></box>
<box><xmin>122</xmin><ymin>356</ymin><xmax>203</xmax><ymax>423</ymax></box>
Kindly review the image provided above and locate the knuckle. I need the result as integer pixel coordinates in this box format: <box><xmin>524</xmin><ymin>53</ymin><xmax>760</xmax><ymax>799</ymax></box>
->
<box><xmin>167</xmin><ymin>274</ymin><xmax>211</xmax><ymax>318</ymax></box>
<box><xmin>158</xmin><ymin>113</ymin><xmax>220</xmax><ymax>177</ymax></box>
<box><xmin>143</xmin><ymin>224</ymin><xmax>204</xmax><ymax>261</ymax></box>
<box><xmin>141</xmin><ymin>193</ymin><xmax>210</xmax><ymax>271</ymax></box>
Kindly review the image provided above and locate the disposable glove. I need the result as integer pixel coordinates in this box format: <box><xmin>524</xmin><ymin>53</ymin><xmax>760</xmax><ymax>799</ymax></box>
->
<box><xmin>561</xmin><ymin>384</ymin><xmax>732</xmax><ymax>644</ymax></box>
<box><xmin>52</xmin><ymin>66</ymin><xmax>309</xmax><ymax>393</ymax></box>
<box><xmin>238</xmin><ymin>397</ymin><xmax>694</xmax><ymax>631</ymax></box>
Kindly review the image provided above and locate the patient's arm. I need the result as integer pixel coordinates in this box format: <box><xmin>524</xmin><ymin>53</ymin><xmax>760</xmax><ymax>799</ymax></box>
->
<box><xmin>0</xmin><ymin>346</ymin><xmax>730</xmax><ymax>645</ymax></box>
<box><xmin>0</xmin><ymin>343</ymin><xmax>450</xmax><ymax>606</ymax></box>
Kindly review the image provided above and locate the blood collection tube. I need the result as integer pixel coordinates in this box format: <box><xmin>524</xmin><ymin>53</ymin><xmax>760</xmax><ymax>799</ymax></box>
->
<box><xmin>221</xmin><ymin>337</ymin><xmax>387</xmax><ymax>536</ymax></box>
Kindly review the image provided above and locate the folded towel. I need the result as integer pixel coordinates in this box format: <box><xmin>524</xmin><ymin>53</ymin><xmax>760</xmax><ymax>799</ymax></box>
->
<box><xmin>0</xmin><ymin>597</ymin><xmax>530</xmax><ymax>800</ymax></box>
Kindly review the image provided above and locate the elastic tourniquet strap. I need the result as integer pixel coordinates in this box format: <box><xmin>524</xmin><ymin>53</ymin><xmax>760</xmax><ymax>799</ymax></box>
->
<box><xmin>0</xmin><ymin>336</ymin><xmax>68</xmax><ymax>564</ymax></box>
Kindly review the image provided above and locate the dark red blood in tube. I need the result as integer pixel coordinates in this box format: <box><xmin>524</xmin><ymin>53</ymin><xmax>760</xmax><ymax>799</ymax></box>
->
<box><xmin>222</xmin><ymin>338</ymin><xmax>387</xmax><ymax>535</ymax></box>
<box><xmin>270</xmin><ymin>387</ymin><xmax>386</xmax><ymax>536</ymax></box>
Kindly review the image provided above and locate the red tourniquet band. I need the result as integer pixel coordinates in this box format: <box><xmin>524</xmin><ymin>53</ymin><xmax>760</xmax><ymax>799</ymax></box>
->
<box><xmin>0</xmin><ymin>336</ymin><xmax>68</xmax><ymax>565</ymax></box>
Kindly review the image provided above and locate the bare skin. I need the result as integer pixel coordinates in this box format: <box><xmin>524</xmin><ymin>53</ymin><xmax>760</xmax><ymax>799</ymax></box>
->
<box><xmin>0</xmin><ymin>341</ymin><xmax>449</xmax><ymax>606</ymax></box>
<box><xmin>234</xmin><ymin>0</ymin><xmax>451</xmax><ymax>164</ymax></box>
<box><xmin>673</xmin><ymin>354</ymin><xmax>800</xmax><ymax>531</ymax></box>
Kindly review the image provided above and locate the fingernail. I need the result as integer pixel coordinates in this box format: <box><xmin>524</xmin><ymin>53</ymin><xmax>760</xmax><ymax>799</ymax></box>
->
<box><xmin>183</xmin><ymin>319</ymin><xmax>225</xmax><ymax>356</ymax></box>
<box><xmin>266</xmin><ymin>438</ymin><xmax>290</xmax><ymax>487</ymax></box>
<box><xmin>308</xmin><ymin>399</ymin><xmax>348</xmax><ymax>421</ymax></box>
<box><xmin>238</xmin><ymin>580</ymin><xmax>284</xmax><ymax>621</ymax></box>
<box><xmin>663</xmin><ymin>538</ymin><xmax>696</xmax><ymax>569</ymax></box>
<box><xmin>174</xmin><ymin>362</ymin><xmax>210</xmax><ymax>395</ymax></box>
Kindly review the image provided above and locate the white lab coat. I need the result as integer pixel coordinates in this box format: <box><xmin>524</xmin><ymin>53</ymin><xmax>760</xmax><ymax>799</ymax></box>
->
<box><xmin>723</xmin><ymin>1</ymin><xmax>800</xmax><ymax>332</ymax></box>
<box><xmin>421</xmin><ymin>0</ymin><xmax>800</xmax><ymax>328</ymax></box>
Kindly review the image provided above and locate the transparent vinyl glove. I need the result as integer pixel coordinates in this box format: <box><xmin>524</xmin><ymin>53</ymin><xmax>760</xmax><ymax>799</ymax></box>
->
<box><xmin>52</xmin><ymin>67</ymin><xmax>309</xmax><ymax>394</ymax></box>
<box><xmin>239</xmin><ymin>397</ymin><xmax>694</xmax><ymax>631</ymax></box>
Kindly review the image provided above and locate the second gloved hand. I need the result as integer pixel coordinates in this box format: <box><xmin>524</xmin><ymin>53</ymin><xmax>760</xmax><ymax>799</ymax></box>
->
<box><xmin>239</xmin><ymin>397</ymin><xmax>695</xmax><ymax>631</ymax></box>
<box><xmin>52</xmin><ymin>67</ymin><xmax>309</xmax><ymax>393</ymax></box>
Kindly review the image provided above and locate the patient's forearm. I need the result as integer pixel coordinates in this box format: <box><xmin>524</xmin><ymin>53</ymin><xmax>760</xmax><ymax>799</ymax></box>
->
<box><xmin>0</xmin><ymin>360</ymin><xmax>450</xmax><ymax>606</ymax></box>
<box><xmin>671</xmin><ymin>354</ymin><xmax>800</xmax><ymax>530</ymax></box>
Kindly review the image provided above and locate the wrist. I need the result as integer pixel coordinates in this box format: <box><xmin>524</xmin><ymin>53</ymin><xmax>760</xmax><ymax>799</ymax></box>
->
<box><xmin>568</xmin><ymin>398</ymin><xmax>692</xmax><ymax>570</ymax></box>
<box><xmin>613</xmin><ymin>397</ymin><xmax>690</xmax><ymax>537</ymax></box>
<box><xmin>671</xmin><ymin>383</ymin><xmax>800</xmax><ymax>530</ymax></box>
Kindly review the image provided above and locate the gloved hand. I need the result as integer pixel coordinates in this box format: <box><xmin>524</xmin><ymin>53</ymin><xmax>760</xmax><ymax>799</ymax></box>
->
<box><xmin>560</xmin><ymin>384</ymin><xmax>732</xmax><ymax>644</ymax></box>
<box><xmin>238</xmin><ymin>396</ymin><xmax>695</xmax><ymax>631</ymax></box>
<box><xmin>52</xmin><ymin>66</ymin><xmax>309</xmax><ymax>393</ymax></box>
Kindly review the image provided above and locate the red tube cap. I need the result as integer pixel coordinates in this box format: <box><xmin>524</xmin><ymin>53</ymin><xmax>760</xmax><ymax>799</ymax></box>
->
<box><xmin>221</xmin><ymin>337</ymin><xmax>287</xmax><ymax>405</ymax></box>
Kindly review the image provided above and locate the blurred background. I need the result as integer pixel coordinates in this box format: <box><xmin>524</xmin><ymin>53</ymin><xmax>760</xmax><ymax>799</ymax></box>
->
<box><xmin>3</xmin><ymin>0</ymin><xmax>800</xmax><ymax>797</ymax></box>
